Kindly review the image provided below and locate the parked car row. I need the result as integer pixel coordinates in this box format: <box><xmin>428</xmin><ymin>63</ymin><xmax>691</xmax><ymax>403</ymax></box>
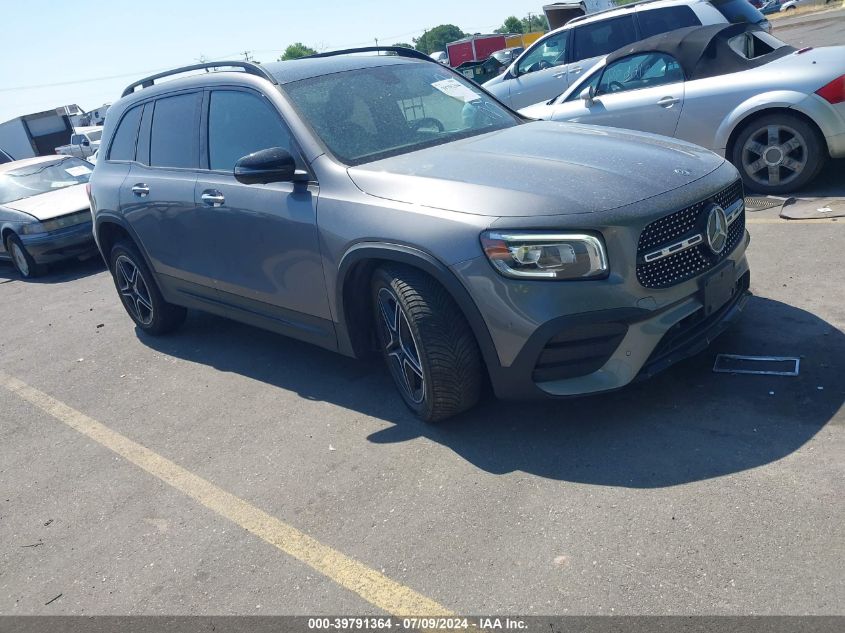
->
<box><xmin>483</xmin><ymin>0</ymin><xmax>770</xmax><ymax>110</ymax></box>
<box><xmin>519</xmin><ymin>23</ymin><xmax>845</xmax><ymax>194</ymax></box>
<box><xmin>4</xmin><ymin>10</ymin><xmax>841</xmax><ymax>419</ymax></box>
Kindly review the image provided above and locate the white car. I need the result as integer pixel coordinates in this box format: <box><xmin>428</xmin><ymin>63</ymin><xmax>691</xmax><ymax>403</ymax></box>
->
<box><xmin>481</xmin><ymin>0</ymin><xmax>766</xmax><ymax>110</ymax></box>
<box><xmin>520</xmin><ymin>24</ymin><xmax>845</xmax><ymax>194</ymax></box>
<box><xmin>0</xmin><ymin>156</ymin><xmax>97</xmax><ymax>278</ymax></box>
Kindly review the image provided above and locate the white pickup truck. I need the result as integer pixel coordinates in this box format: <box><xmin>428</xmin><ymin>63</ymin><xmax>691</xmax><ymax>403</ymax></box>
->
<box><xmin>55</xmin><ymin>127</ymin><xmax>102</xmax><ymax>159</ymax></box>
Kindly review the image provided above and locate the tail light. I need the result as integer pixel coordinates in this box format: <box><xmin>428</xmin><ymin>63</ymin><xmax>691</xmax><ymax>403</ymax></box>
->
<box><xmin>816</xmin><ymin>75</ymin><xmax>845</xmax><ymax>105</ymax></box>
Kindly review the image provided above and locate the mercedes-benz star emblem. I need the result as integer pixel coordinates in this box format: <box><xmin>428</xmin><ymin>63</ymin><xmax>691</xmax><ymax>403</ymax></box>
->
<box><xmin>706</xmin><ymin>205</ymin><xmax>728</xmax><ymax>254</ymax></box>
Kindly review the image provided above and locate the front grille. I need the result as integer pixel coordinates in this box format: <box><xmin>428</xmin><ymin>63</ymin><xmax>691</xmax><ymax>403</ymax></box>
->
<box><xmin>637</xmin><ymin>180</ymin><xmax>745</xmax><ymax>289</ymax></box>
<box><xmin>532</xmin><ymin>322</ymin><xmax>627</xmax><ymax>382</ymax></box>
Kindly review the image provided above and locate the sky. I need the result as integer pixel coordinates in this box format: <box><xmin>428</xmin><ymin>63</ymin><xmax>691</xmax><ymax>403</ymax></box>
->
<box><xmin>1</xmin><ymin>0</ymin><xmax>547</xmax><ymax>123</ymax></box>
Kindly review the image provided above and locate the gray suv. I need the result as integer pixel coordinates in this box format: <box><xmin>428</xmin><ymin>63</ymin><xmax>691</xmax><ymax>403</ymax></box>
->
<box><xmin>90</xmin><ymin>49</ymin><xmax>751</xmax><ymax>422</ymax></box>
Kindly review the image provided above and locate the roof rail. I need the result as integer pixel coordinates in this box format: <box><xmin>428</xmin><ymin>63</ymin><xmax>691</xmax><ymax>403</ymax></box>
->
<box><xmin>303</xmin><ymin>46</ymin><xmax>433</xmax><ymax>63</ymax></box>
<box><xmin>121</xmin><ymin>61</ymin><xmax>279</xmax><ymax>98</ymax></box>
<box><xmin>566</xmin><ymin>0</ymin><xmax>668</xmax><ymax>26</ymax></box>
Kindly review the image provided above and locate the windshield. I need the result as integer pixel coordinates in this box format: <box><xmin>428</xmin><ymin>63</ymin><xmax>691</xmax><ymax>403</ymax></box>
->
<box><xmin>0</xmin><ymin>157</ymin><xmax>92</xmax><ymax>204</ymax></box>
<box><xmin>86</xmin><ymin>130</ymin><xmax>102</xmax><ymax>142</ymax></box>
<box><xmin>284</xmin><ymin>62</ymin><xmax>521</xmax><ymax>165</ymax></box>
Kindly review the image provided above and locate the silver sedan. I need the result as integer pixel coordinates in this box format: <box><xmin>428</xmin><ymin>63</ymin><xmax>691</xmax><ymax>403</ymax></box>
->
<box><xmin>520</xmin><ymin>24</ymin><xmax>845</xmax><ymax>194</ymax></box>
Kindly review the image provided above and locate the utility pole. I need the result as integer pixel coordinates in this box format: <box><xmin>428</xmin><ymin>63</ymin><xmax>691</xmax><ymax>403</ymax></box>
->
<box><xmin>241</xmin><ymin>50</ymin><xmax>253</xmax><ymax>62</ymax></box>
<box><xmin>374</xmin><ymin>37</ymin><xmax>379</xmax><ymax>55</ymax></box>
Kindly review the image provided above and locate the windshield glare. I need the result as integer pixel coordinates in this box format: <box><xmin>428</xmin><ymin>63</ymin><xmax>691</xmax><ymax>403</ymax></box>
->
<box><xmin>0</xmin><ymin>157</ymin><xmax>92</xmax><ymax>204</ymax></box>
<box><xmin>284</xmin><ymin>62</ymin><xmax>520</xmax><ymax>165</ymax></box>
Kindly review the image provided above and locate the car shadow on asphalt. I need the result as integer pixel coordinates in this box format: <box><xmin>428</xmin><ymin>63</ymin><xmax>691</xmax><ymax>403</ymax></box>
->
<box><xmin>138</xmin><ymin>295</ymin><xmax>843</xmax><ymax>488</ymax></box>
<box><xmin>0</xmin><ymin>256</ymin><xmax>106</xmax><ymax>284</ymax></box>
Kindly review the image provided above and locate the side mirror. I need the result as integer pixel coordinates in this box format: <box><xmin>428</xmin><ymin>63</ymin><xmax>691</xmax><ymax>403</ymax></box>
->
<box><xmin>580</xmin><ymin>86</ymin><xmax>596</xmax><ymax>106</ymax></box>
<box><xmin>234</xmin><ymin>147</ymin><xmax>309</xmax><ymax>185</ymax></box>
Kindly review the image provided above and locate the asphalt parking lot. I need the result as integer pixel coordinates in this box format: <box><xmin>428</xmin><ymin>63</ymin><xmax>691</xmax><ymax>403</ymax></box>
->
<box><xmin>1</xmin><ymin>196</ymin><xmax>843</xmax><ymax>616</ymax></box>
<box><xmin>2</xmin><ymin>12</ymin><xmax>844</xmax><ymax>618</ymax></box>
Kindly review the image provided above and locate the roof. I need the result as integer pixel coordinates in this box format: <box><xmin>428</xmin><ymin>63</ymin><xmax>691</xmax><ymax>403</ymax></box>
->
<box><xmin>0</xmin><ymin>155</ymin><xmax>72</xmax><ymax>174</ymax></box>
<box><xmin>262</xmin><ymin>54</ymin><xmax>418</xmax><ymax>85</ymax></box>
<box><xmin>566</xmin><ymin>0</ymin><xmax>705</xmax><ymax>28</ymax></box>
<box><xmin>604</xmin><ymin>23</ymin><xmax>795</xmax><ymax>80</ymax></box>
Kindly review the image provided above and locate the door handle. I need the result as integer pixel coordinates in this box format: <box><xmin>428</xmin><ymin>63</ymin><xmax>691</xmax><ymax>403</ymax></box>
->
<box><xmin>570</xmin><ymin>67</ymin><xmax>582</xmax><ymax>74</ymax></box>
<box><xmin>657</xmin><ymin>96</ymin><xmax>680</xmax><ymax>108</ymax></box>
<box><xmin>553</xmin><ymin>72</ymin><xmax>567</xmax><ymax>79</ymax></box>
<box><xmin>131</xmin><ymin>184</ymin><xmax>149</xmax><ymax>197</ymax></box>
<box><xmin>201</xmin><ymin>190</ymin><xmax>225</xmax><ymax>207</ymax></box>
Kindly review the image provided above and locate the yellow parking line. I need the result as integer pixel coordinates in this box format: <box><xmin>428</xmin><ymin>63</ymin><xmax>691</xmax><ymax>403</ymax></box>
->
<box><xmin>0</xmin><ymin>372</ymin><xmax>452</xmax><ymax>617</ymax></box>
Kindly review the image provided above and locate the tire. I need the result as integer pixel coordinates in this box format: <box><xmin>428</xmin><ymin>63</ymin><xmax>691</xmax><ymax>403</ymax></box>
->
<box><xmin>5</xmin><ymin>233</ymin><xmax>45</xmax><ymax>279</ymax></box>
<box><xmin>109</xmin><ymin>240</ymin><xmax>186</xmax><ymax>335</ymax></box>
<box><xmin>371</xmin><ymin>265</ymin><xmax>482</xmax><ymax>422</ymax></box>
<box><xmin>731</xmin><ymin>113</ymin><xmax>826</xmax><ymax>195</ymax></box>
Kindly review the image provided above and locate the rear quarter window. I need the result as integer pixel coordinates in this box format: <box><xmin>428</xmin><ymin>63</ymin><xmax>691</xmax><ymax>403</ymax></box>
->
<box><xmin>571</xmin><ymin>15</ymin><xmax>637</xmax><ymax>62</ymax></box>
<box><xmin>709</xmin><ymin>0</ymin><xmax>767</xmax><ymax>24</ymax></box>
<box><xmin>638</xmin><ymin>6</ymin><xmax>701</xmax><ymax>38</ymax></box>
<box><xmin>107</xmin><ymin>105</ymin><xmax>143</xmax><ymax>161</ymax></box>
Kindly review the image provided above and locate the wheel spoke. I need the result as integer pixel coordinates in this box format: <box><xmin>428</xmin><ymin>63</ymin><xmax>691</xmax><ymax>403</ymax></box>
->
<box><xmin>781</xmin><ymin>156</ymin><xmax>804</xmax><ymax>173</ymax></box>
<box><xmin>747</xmin><ymin>158</ymin><xmax>767</xmax><ymax>173</ymax></box>
<box><xmin>746</xmin><ymin>141</ymin><xmax>766</xmax><ymax>155</ymax></box>
<box><xmin>767</xmin><ymin>126</ymin><xmax>779</xmax><ymax>146</ymax></box>
<box><xmin>767</xmin><ymin>165</ymin><xmax>780</xmax><ymax>185</ymax></box>
<box><xmin>135</xmin><ymin>292</ymin><xmax>154</xmax><ymax>313</ymax></box>
<box><xmin>780</xmin><ymin>137</ymin><xmax>801</xmax><ymax>154</ymax></box>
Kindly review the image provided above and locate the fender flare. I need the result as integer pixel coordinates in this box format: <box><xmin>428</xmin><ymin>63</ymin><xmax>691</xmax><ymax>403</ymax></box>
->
<box><xmin>334</xmin><ymin>241</ymin><xmax>501</xmax><ymax>378</ymax></box>
<box><xmin>94</xmin><ymin>213</ymin><xmax>164</xmax><ymax>293</ymax></box>
<box><xmin>713</xmin><ymin>90</ymin><xmax>811</xmax><ymax>153</ymax></box>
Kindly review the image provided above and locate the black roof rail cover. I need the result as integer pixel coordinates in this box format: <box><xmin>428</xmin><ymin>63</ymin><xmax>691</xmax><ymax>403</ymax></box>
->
<box><xmin>302</xmin><ymin>46</ymin><xmax>433</xmax><ymax>63</ymax></box>
<box><xmin>122</xmin><ymin>61</ymin><xmax>279</xmax><ymax>98</ymax></box>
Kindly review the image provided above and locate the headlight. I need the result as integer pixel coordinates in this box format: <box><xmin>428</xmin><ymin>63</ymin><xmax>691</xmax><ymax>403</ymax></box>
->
<box><xmin>20</xmin><ymin>222</ymin><xmax>46</xmax><ymax>235</ymax></box>
<box><xmin>20</xmin><ymin>210</ymin><xmax>91</xmax><ymax>235</ymax></box>
<box><xmin>480</xmin><ymin>231</ymin><xmax>608</xmax><ymax>280</ymax></box>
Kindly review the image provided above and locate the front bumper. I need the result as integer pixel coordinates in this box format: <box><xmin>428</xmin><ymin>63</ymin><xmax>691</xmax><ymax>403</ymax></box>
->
<box><xmin>450</xmin><ymin>161</ymin><xmax>751</xmax><ymax>400</ymax></box>
<box><xmin>20</xmin><ymin>221</ymin><xmax>97</xmax><ymax>264</ymax></box>
<box><xmin>457</xmin><ymin>247</ymin><xmax>750</xmax><ymax>400</ymax></box>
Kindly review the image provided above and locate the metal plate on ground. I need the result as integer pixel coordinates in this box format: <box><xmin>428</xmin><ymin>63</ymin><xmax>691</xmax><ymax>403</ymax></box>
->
<box><xmin>713</xmin><ymin>354</ymin><xmax>800</xmax><ymax>376</ymax></box>
<box><xmin>780</xmin><ymin>198</ymin><xmax>845</xmax><ymax>220</ymax></box>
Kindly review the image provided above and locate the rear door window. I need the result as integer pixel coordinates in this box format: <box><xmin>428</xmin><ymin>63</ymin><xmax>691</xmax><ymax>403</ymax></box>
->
<box><xmin>638</xmin><ymin>6</ymin><xmax>701</xmax><ymax>38</ymax></box>
<box><xmin>571</xmin><ymin>15</ymin><xmax>637</xmax><ymax>62</ymax></box>
<box><xmin>149</xmin><ymin>93</ymin><xmax>199</xmax><ymax>169</ymax></box>
<box><xmin>207</xmin><ymin>90</ymin><xmax>293</xmax><ymax>171</ymax></box>
<box><xmin>107</xmin><ymin>104</ymin><xmax>143</xmax><ymax>161</ymax></box>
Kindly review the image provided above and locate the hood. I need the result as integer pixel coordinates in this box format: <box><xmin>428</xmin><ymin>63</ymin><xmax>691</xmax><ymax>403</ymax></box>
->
<box><xmin>347</xmin><ymin>121</ymin><xmax>724</xmax><ymax>217</ymax></box>
<box><xmin>4</xmin><ymin>183</ymin><xmax>90</xmax><ymax>220</ymax></box>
